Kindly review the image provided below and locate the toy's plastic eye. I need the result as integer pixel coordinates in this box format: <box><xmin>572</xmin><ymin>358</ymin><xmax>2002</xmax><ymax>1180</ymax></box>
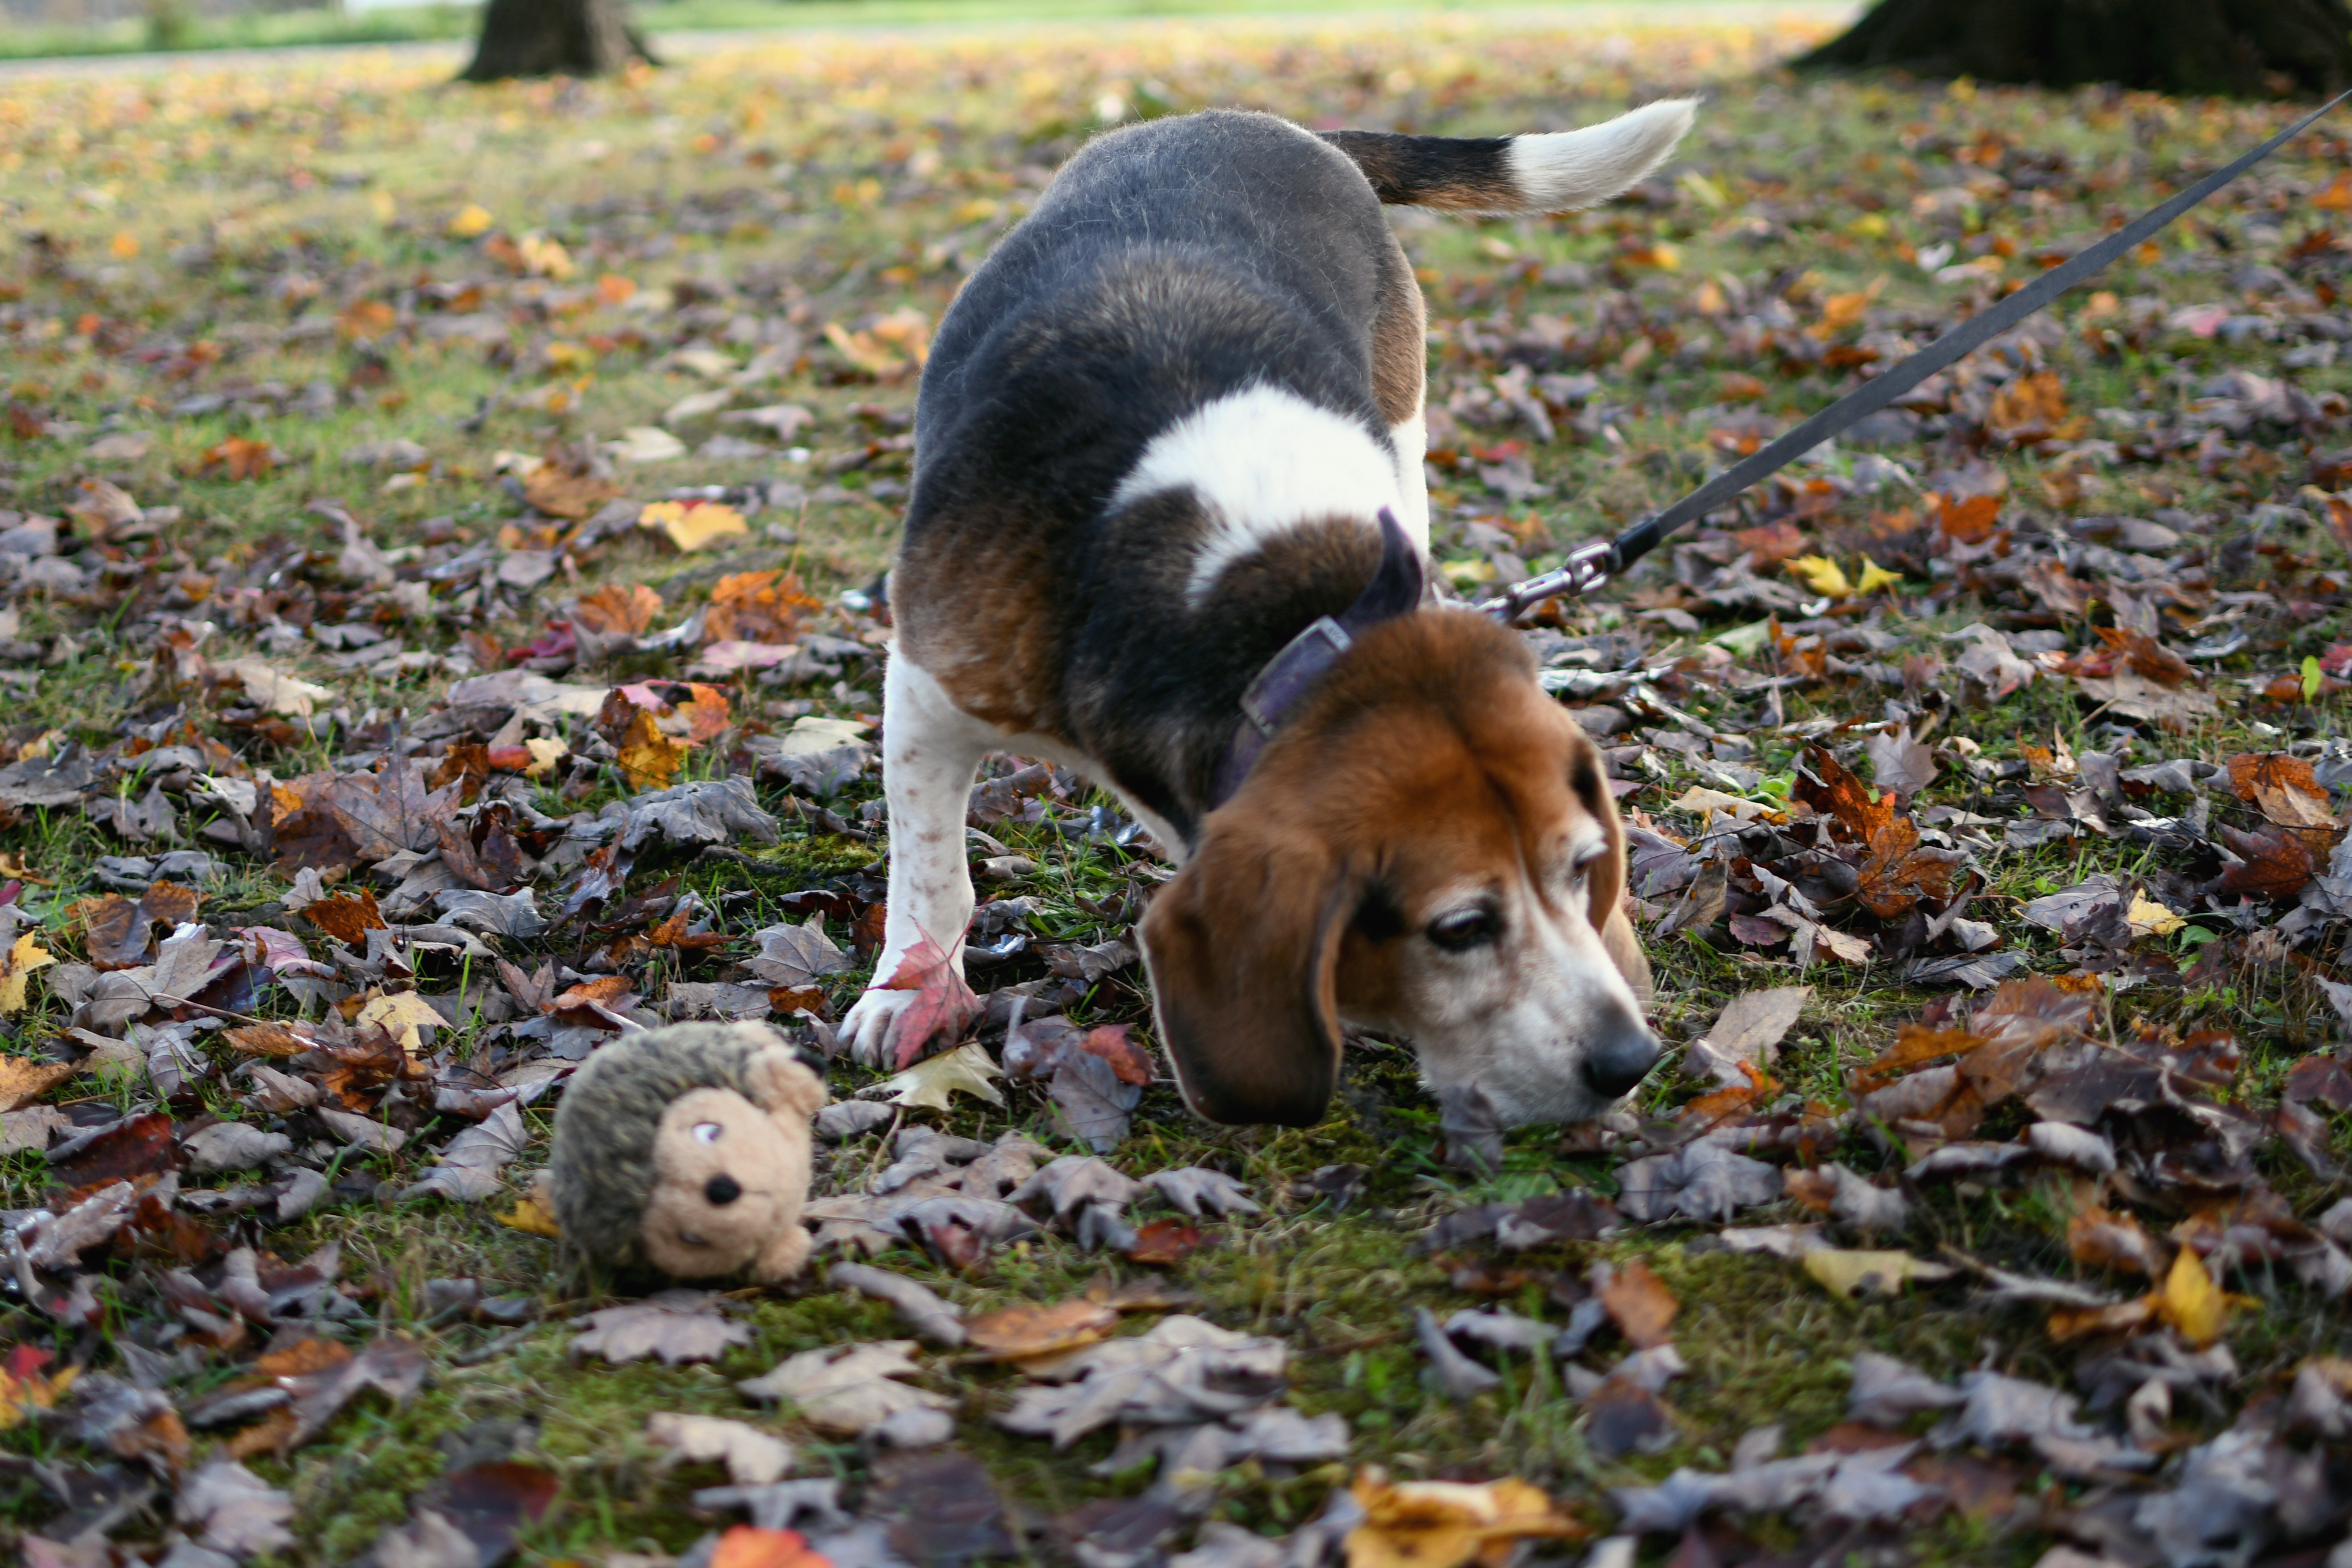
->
<box><xmin>679</xmin><ymin>1230</ymin><xmax>709</xmax><ymax>1247</ymax></box>
<box><xmin>694</xmin><ymin>1122</ymin><xmax>723</xmax><ymax>1143</ymax></box>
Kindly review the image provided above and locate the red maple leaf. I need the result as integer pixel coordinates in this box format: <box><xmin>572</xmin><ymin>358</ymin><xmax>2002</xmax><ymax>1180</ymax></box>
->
<box><xmin>882</xmin><ymin>927</ymin><xmax>983</xmax><ymax>1070</ymax></box>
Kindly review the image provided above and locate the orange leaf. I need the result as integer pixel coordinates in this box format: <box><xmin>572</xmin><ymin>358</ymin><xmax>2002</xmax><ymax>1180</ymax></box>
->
<box><xmin>306</xmin><ymin>889</ymin><xmax>386</xmax><ymax>947</ymax></box>
<box><xmin>1598</xmin><ymin>1259</ymin><xmax>1680</xmax><ymax>1348</ymax></box>
<box><xmin>711</xmin><ymin>1528</ymin><xmax>833</xmax><ymax>1568</ymax></box>
<box><xmin>705</xmin><ymin>570</ymin><xmax>821</xmax><ymax>645</ymax></box>
<box><xmin>575</xmin><ymin>582</ymin><xmax>664</xmax><ymax>636</ymax></box>
<box><xmin>1126</xmin><ymin>1219</ymin><xmax>1205</xmax><ymax>1266</ymax></box>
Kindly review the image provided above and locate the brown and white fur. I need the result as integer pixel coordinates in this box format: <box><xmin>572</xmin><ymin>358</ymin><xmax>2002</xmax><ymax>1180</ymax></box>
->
<box><xmin>842</xmin><ymin>100</ymin><xmax>1696</xmax><ymax>1128</ymax></box>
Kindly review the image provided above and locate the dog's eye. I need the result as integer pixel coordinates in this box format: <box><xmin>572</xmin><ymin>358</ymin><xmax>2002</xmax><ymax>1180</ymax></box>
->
<box><xmin>693</xmin><ymin>1122</ymin><xmax>724</xmax><ymax>1143</ymax></box>
<box><xmin>1427</xmin><ymin>909</ymin><xmax>1499</xmax><ymax>952</ymax></box>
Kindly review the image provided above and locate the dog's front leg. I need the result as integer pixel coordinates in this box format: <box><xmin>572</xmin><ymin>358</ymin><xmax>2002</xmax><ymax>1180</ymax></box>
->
<box><xmin>841</xmin><ymin>651</ymin><xmax>993</xmax><ymax>1066</ymax></box>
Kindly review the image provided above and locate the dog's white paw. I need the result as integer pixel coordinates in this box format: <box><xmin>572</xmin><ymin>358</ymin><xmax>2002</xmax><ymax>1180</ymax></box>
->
<box><xmin>840</xmin><ymin>987</ymin><xmax>917</xmax><ymax>1068</ymax></box>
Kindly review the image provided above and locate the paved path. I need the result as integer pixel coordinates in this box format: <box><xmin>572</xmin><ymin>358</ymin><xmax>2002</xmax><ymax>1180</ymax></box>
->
<box><xmin>0</xmin><ymin>1</ymin><xmax>1856</xmax><ymax>81</ymax></box>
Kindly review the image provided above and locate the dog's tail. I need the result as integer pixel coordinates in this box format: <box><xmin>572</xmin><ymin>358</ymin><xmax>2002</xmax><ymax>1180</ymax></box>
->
<box><xmin>1321</xmin><ymin>98</ymin><xmax>1697</xmax><ymax>216</ymax></box>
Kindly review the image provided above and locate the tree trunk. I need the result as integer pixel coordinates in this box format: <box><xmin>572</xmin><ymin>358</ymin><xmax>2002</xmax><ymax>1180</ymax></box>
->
<box><xmin>1797</xmin><ymin>0</ymin><xmax>2352</xmax><ymax>98</ymax></box>
<box><xmin>459</xmin><ymin>0</ymin><xmax>656</xmax><ymax>82</ymax></box>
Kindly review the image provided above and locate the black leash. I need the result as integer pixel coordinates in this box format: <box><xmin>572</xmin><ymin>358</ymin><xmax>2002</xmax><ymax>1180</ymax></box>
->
<box><xmin>1477</xmin><ymin>85</ymin><xmax>2352</xmax><ymax>623</ymax></box>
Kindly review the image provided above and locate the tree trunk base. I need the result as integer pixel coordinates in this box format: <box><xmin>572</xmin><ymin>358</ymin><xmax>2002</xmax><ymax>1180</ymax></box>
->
<box><xmin>1797</xmin><ymin>0</ymin><xmax>2352</xmax><ymax>98</ymax></box>
<box><xmin>459</xmin><ymin>0</ymin><xmax>656</xmax><ymax>82</ymax></box>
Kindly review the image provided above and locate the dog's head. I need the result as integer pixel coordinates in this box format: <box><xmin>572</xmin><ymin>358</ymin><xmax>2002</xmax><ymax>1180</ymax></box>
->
<box><xmin>1140</xmin><ymin>610</ymin><xmax>1657</xmax><ymax>1129</ymax></box>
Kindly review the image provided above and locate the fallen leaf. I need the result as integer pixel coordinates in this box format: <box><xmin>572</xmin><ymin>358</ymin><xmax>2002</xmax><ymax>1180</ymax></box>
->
<box><xmin>880</xmin><ymin>1041</ymin><xmax>1004</xmax><ymax>1111</ymax></box>
<box><xmin>647</xmin><ymin>1413</ymin><xmax>795</xmax><ymax>1485</ymax></box>
<box><xmin>306</xmin><ymin>889</ymin><xmax>387</xmax><ymax>946</ymax></box>
<box><xmin>2226</xmin><ymin>753</ymin><xmax>2338</xmax><ymax>829</ymax></box>
<box><xmin>962</xmin><ymin>1298</ymin><xmax>1119</xmax><ymax>1360</ymax></box>
<box><xmin>1598</xmin><ymin>1259</ymin><xmax>1680</xmax><ymax>1348</ymax></box>
<box><xmin>616</xmin><ymin>708</ymin><xmax>689</xmax><ymax>790</ymax></box>
<box><xmin>1865</xmin><ymin>724</ymin><xmax>1936</xmax><ymax>796</ymax></box>
<box><xmin>1009</xmin><ymin>1155</ymin><xmax>1143</xmax><ymax>1222</ymax></box>
<box><xmin>1141</xmin><ymin>1168</ymin><xmax>1262</xmax><ymax>1218</ymax></box>
<box><xmin>2153</xmin><ymin>1245</ymin><xmax>2229</xmax><ymax>1348</ymax></box>
<box><xmin>878</xmin><ymin>931</ymin><xmax>983</xmax><ymax>1070</ymax></box>
<box><xmin>0</xmin><ymin>1056</ymin><xmax>76</xmax><ymax>1114</ymax></box>
<box><xmin>1686</xmin><ymin>985</ymin><xmax>1809</xmax><ymax>1086</ymax></box>
<box><xmin>499</xmin><ymin>1192</ymin><xmax>562</xmax><ymax>1238</ymax></box>
<box><xmin>1344</xmin><ymin>1470</ymin><xmax>1583</xmax><ymax>1568</ymax></box>
<box><xmin>178</xmin><ymin>1458</ymin><xmax>296</xmax><ymax>1557</ymax></box>
<box><xmin>574</xmin><ymin>582</ymin><xmax>665</xmax><ymax>636</ymax></box>
<box><xmin>218</xmin><ymin>658</ymin><xmax>334</xmax><ymax>718</ymax></box>
<box><xmin>0</xmin><ymin>931</ymin><xmax>54</xmax><ymax>1015</ymax></box>
<box><xmin>830</xmin><ymin>1263</ymin><xmax>966</xmax><ymax>1347</ymax></box>
<box><xmin>710</xmin><ymin>1527</ymin><xmax>834</xmax><ymax>1568</ymax></box>
<box><xmin>640</xmin><ymin>499</ymin><xmax>748</xmax><ymax>551</ymax></box>
<box><xmin>737</xmin><ymin>1341</ymin><xmax>953</xmax><ymax>1436</ymax></box>
<box><xmin>1802</xmin><ymin>1249</ymin><xmax>1957</xmax><ymax>1300</ymax></box>
<box><xmin>572</xmin><ymin>1292</ymin><xmax>752</xmax><ymax>1365</ymax></box>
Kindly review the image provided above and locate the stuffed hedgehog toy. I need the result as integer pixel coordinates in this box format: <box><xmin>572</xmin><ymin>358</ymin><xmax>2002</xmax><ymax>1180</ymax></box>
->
<box><xmin>547</xmin><ymin>1022</ymin><xmax>827</xmax><ymax>1283</ymax></box>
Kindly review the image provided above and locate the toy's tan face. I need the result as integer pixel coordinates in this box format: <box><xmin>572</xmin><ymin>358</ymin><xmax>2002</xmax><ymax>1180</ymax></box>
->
<box><xmin>641</xmin><ymin>1085</ymin><xmax>803</xmax><ymax>1279</ymax></box>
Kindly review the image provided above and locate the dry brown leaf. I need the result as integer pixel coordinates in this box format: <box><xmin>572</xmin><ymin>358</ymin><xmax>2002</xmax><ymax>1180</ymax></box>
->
<box><xmin>575</xmin><ymin>582</ymin><xmax>664</xmax><ymax>636</ymax></box>
<box><xmin>961</xmin><ymin>1298</ymin><xmax>1119</xmax><ymax>1360</ymax></box>
<box><xmin>1597</xmin><ymin>1259</ymin><xmax>1680</xmax><ymax>1349</ymax></box>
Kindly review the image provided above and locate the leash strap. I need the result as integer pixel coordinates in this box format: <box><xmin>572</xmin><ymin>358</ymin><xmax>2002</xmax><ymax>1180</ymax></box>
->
<box><xmin>1477</xmin><ymin>85</ymin><xmax>2352</xmax><ymax>622</ymax></box>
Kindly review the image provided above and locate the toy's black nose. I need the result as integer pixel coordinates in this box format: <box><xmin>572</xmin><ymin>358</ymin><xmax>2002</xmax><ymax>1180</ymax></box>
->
<box><xmin>1582</xmin><ymin>1013</ymin><xmax>1662</xmax><ymax>1101</ymax></box>
<box><xmin>705</xmin><ymin>1174</ymin><xmax>743</xmax><ymax>1206</ymax></box>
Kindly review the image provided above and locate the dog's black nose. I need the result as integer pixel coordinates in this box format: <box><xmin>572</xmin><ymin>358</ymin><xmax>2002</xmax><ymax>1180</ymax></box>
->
<box><xmin>705</xmin><ymin>1174</ymin><xmax>743</xmax><ymax>1206</ymax></box>
<box><xmin>1583</xmin><ymin>1016</ymin><xmax>1662</xmax><ymax>1101</ymax></box>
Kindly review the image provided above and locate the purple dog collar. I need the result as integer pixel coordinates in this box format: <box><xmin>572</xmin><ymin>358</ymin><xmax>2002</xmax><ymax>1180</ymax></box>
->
<box><xmin>1207</xmin><ymin>506</ymin><xmax>1424</xmax><ymax>808</ymax></box>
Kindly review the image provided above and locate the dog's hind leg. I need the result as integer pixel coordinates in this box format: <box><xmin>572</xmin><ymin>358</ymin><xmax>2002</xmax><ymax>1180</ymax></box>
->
<box><xmin>841</xmin><ymin>652</ymin><xmax>997</xmax><ymax>1066</ymax></box>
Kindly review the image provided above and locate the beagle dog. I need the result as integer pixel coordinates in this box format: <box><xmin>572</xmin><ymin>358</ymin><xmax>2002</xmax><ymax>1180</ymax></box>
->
<box><xmin>841</xmin><ymin>99</ymin><xmax>1696</xmax><ymax>1129</ymax></box>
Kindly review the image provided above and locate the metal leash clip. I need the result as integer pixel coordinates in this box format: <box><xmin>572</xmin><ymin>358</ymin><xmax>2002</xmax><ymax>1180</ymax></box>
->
<box><xmin>1476</xmin><ymin>536</ymin><xmax>1621</xmax><ymax>623</ymax></box>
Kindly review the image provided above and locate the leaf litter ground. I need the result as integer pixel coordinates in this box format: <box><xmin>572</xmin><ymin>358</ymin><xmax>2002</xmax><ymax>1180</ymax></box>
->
<box><xmin>11</xmin><ymin>11</ymin><xmax>2352</xmax><ymax>1568</ymax></box>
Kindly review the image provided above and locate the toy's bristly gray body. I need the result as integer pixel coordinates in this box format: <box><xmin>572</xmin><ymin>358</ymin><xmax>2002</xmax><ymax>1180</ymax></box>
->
<box><xmin>548</xmin><ymin>1022</ymin><xmax>792</xmax><ymax>1268</ymax></box>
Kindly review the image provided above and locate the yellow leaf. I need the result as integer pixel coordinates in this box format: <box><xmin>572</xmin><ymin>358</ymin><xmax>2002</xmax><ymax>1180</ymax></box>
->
<box><xmin>2126</xmin><ymin>893</ymin><xmax>2185</xmax><ymax>938</ymax></box>
<box><xmin>639</xmin><ymin>500</ymin><xmax>747</xmax><ymax>553</ymax></box>
<box><xmin>447</xmin><ymin>203</ymin><xmax>494</xmax><ymax>239</ymax></box>
<box><xmin>824</xmin><ymin>321</ymin><xmax>907</xmax><ymax>377</ymax></box>
<box><xmin>1802</xmin><ymin>1248</ymin><xmax>1955</xmax><ymax>1300</ymax></box>
<box><xmin>880</xmin><ymin>1041</ymin><xmax>1005</xmax><ymax>1111</ymax></box>
<box><xmin>516</xmin><ymin>231</ymin><xmax>574</xmax><ymax>280</ymax></box>
<box><xmin>109</xmin><ymin>231</ymin><xmax>139</xmax><ymax>260</ymax></box>
<box><xmin>2155</xmin><ymin>1245</ymin><xmax>2228</xmax><ymax>1347</ymax></box>
<box><xmin>1345</xmin><ymin>1471</ymin><xmax>1582</xmax><ymax>1568</ymax></box>
<box><xmin>1786</xmin><ymin>555</ymin><xmax>1852</xmax><ymax>598</ymax></box>
<box><xmin>524</xmin><ymin>737</ymin><xmax>569</xmax><ymax>779</ymax></box>
<box><xmin>0</xmin><ymin>1053</ymin><xmax>75</xmax><ymax>1113</ymax></box>
<box><xmin>0</xmin><ymin>930</ymin><xmax>55</xmax><ymax>1015</ymax></box>
<box><xmin>0</xmin><ymin>1362</ymin><xmax>77</xmax><ymax>1430</ymax></box>
<box><xmin>1855</xmin><ymin>556</ymin><xmax>1901</xmax><ymax>593</ymax></box>
<box><xmin>617</xmin><ymin>708</ymin><xmax>689</xmax><ymax>791</ymax></box>
<box><xmin>500</xmin><ymin>1192</ymin><xmax>562</xmax><ymax>1238</ymax></box>
<box><xmin>355</xmin><ymin>990</ymin><xmax>449</xmax><ymax>1056</ymax></box>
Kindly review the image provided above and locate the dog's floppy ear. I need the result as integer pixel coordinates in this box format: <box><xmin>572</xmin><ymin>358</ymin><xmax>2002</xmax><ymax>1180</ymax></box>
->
<box><xmin>1140</xmin><ymin>819</ymin><xmax>1355</xmax><ymax>1127</ymax></box>
<box><xmin>1568</xmin><ymin>724</ymin><xmax>1653</xmax><ymax>1007</ymax></box>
